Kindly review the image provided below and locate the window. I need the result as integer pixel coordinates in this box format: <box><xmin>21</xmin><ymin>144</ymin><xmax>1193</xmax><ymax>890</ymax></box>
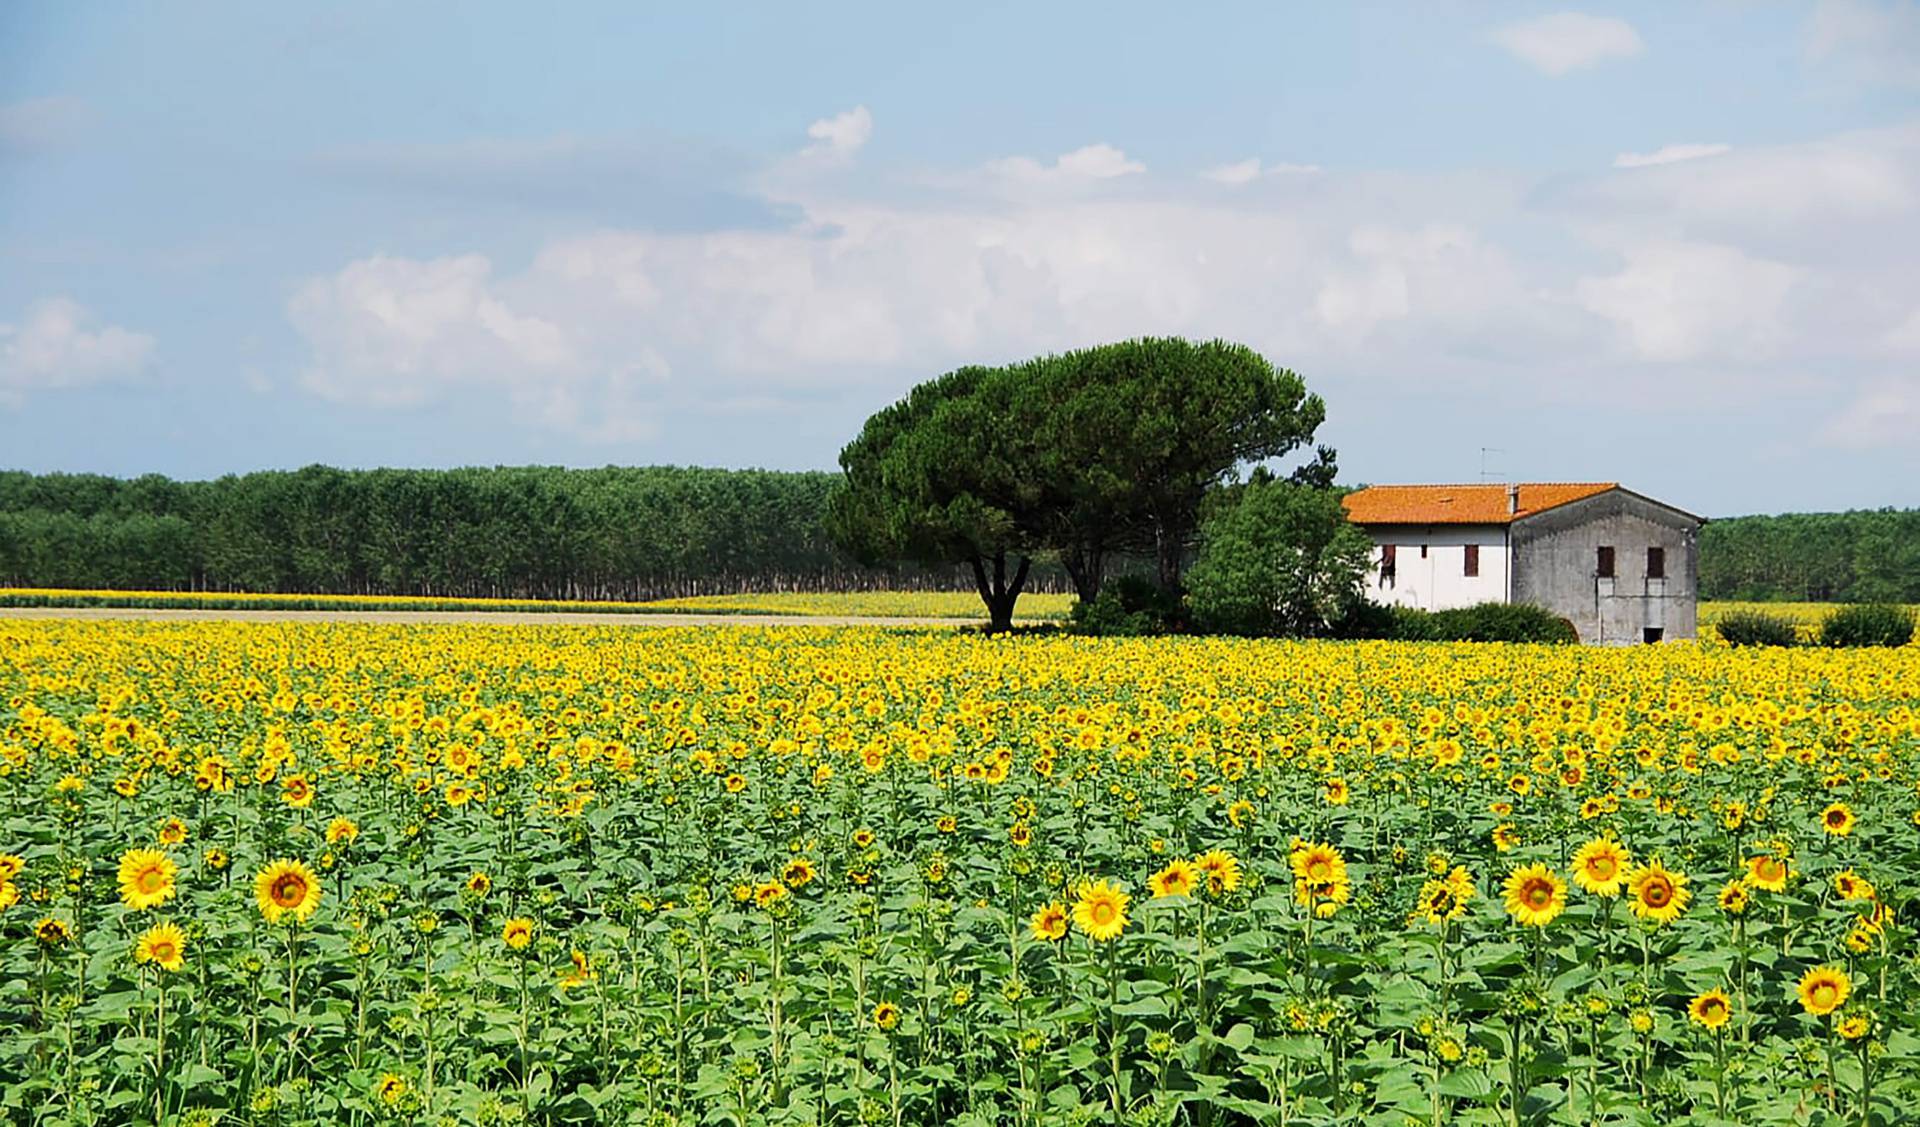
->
<box><xmin>1420</xmin><ymin>544</ymin><xmax>1429</xmax><ymax>558</ymax></box>
<box><xmin>1646</xmin><ymin>546</ymin><xmax>1665</xmax><ymax>579</ymax></box>
<box><xmin>1596</xmin><ymin>546</ymin><xmax>1615</xmax><ymax>578</ymax></box>
<box><xmin>1379</xmin><ymin>544</ymin><xmax>1396</xmax><ymax>586</ymax></box>
<box><xmin>1463</xmin><ymin>544</ymin><xmax>1479</xmax><ymax>577</ymax></box>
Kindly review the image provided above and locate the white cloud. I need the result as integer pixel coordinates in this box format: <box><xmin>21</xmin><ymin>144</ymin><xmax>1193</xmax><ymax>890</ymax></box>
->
<box><xmin>1818</xmin><ymin>377</ymin><xmax>1920</xmax><ymax>448</ymax></box>
<box><xmin>1808</xmin><ymin>0</ymin><xmax>1920</xmax><ymax>86</ymax></box>
<box><xmin>1202</xmin><ymin>157</ymin><xmax>1323</xmax><ymax>184</ymax></box>
<box><xmin>1576</xmin><ymin>241</ymin><xmax>1796</xmax><ymax>362</ymax></box>
<box><xmin>1492</xmin><ymin>12</ymin><xmax>1645</xmax><ymax>76</ymax></box>
<box><xmin>1613</xmin><ymin>143</ymin><xmax>1732</xmax><ymax>169</ymax></box>
<box><xmin>0</xmin><ymin>298</ymin><xmax>154</xmax><ymax>403</ymax></box>
<box><xmin>1886</xmin><ymin>305</ymin><xmax>1920</xmax><ymax>351</ymax></box>
<box><xmin>803</xmin><ymin>105</ymin><xmax>873</xmax><ymax>159</ymax></box>
<box><xmin>988</xmin><ymin>143</ymin><xmax>1145</xmax><ymax>184</ymax></box>
<box><xmin>284</xmin><ymin>121</ymin><xmax>1920</xmax><ymax>447</ymax></box>
<box><xmin>289</xmin><ymin>254</ymin><xmax>577</xmax><ymax>408</ymax></box>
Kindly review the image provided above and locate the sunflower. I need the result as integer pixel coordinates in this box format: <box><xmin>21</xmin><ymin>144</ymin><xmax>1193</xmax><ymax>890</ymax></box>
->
<box><xmin>1029</xmin><ymin>901</ymin><xmax>1069</xmax><ymax>942</ymax></box>
<box><xmin>1502</xmin><ymin>863</ymin><xmax>1567</xmax><ymax>928</ymax></box>
<box><xmin>117</xmin><ymin>848</ymin><xmax>178</xmax><ymax>911</ymax></box>
<box><xmin>281</xmin><ymin>774</ymin><xmax>315</xmax><ymax>809</ymax></box>
<box><xmin>723</xmin><ymin>774</ymin><xmax>747</xmax><ymax>794</ymax></box>
<box><xmin>1492</xmin><ymin>823</ymin><xmax>1520</xmax><ymax>852</ymax></box>
<box><xmin>851</xmin><ymin>827</ymin><xmax>876</xmax><ymax>849</ymax></box>
<box><xmin>781</xmin><ymin>858</ymin><xmax>816</xmax><ymax>888</ymax></box>
<box><xmin>377</xmin><ymin>1074</ymin><xmax>407</xmax><ymax>1106</ymax></box>
<box><xmin>1416</xmin><ymin>877</ymin><xmax>1469</xmax><ymax>925</ymax></box>
<box><xmin>1688</xmin><ymin>989</ymin><xmax>1732</xmax><ymax>1031</ymax></box>
<box><xmin>1291</xmin><ymin>842</ymin><xmax>1352</xmax><ymax>918</ymax></box>
<box><xmin>1195</xmin><ymin>850</ymin><xmax>1242</xmax><ymax>896</ymax></box>
<box><xmin>0</xmin><ymin>853</ymin><xmax>22</xmax><ymax>882</ymax></box>
<box><xmin>1717</xmin><ymin>880</ymin><xmax>1751</xmax><ymax>916</ymax></box>
<box><xmin>253</xmin><ymin>858</ymin><xmax>322</xmax><ymax>924</ymax></box>
<box><xmin>1627</xmin><ymin>861</ymin><xmax>1690</xmax><ymax>925</ymax></box>
<box><xmin>754</xmin><ymin>880</ymin><xmax>788</xmax><ymax>909</ymax></box>
<box><xmin>466</xmin><ymin>871</ymin><xmax>492</xmax><ymax>897</ymax></box>
<box><xmin>501</xmin><ymin>917</ymin><xmax>535</xmax><ymax>949</ymax></box>
<box><xmin>0</xmin><ymin>883</ymin><xmax>17</xmax><ymax>910</ymax></box>
<box><xmin>1796</xmin><ymin>966</ymin><xmax>1851</xmax><ymax>1016</ymax></box>
<box><xmin>871</xmin><ymin>1001</ymin><xmax>901</xmax><ymax>1031</ymax></box>
<box><xmin>1820</xmin><ymin>801</ymin><xmax>1856</xmax><ymax>837</ymax></box>
<box><xmin>1745</xmin><ymin>853</ymin><xmax>1790</xmax><ymax>892</ymax></box>
<box><xmin>1837</xmin><ymin>1013</ymin><xmax>1870</xmax><ymax>1041</ymax></box>
<box><xmin>1008</xmin><ymin>822</ymin><xmax>1032</xmax><ymax>847</ymax></box>
<box><xmin>558</xmin><ymin>949</ymin><xmax>594</xmax><ymax>991</ymax></box>
<box><xmin>1290</xmin><ymin>841</ymin><xmax>1346</xmax><ymax>886</ymax></box>
<box><xmin>1570</xmin><ymin>838</ymin><xmax>1632</xmax><ymax>897</ymax></box>
<box><xmin>134</xmin><ymin>921</ymin><xmax>188</xmax><ymax>972</ymax></box>
<box><xmin>157</xmin><ymin>818</ymin><xmax>188</xmax><ymax>846</ymax></box>
<box><xmin>202</xmin><ymin>847</ymin><xmax>229</xmax><ymax>871</ymax></box>
<box><xmin>1072</xmin><ymin>879</ymin><xmax>1130</xmax><ymax>942</ymax></box>
<box><xmin>35</xmin><ymin>916</ymin><xmax>73</xmax><ymax>946</ymax></box>
<box><xmin>1148</xmin><ymin>859</ymin><xmax>1197</xmax><ymax>899</ymax></box>
<box><xmin>1324</xmin><ymin>777</ymin><xmax>1350</xmax><ymax>806</ymax></box>
<box><xmin>1832</xmin><ymin>869</ymin><xmax>1876</xmax><ymax>903</ymax></box>
<box><xmin>325</xmin><ymin>817</ymin><xmax>359</xmax><ymax>845</ymax></box>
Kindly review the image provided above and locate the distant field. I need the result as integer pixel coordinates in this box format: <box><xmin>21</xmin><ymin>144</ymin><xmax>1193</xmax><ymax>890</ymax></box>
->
<box><xmin>11</xmin><ymin>588</ymin><xmax>1906</xmax><ymax>634</ymax></box>
<box><xmin>0</xmin><ymin>586</ymin><xmax>1074</xmax><ymax>620</ymax></box>
<box><xmin>637</xmin><ymin>590</ymin><xmax>1075</xmax><ymax>619</ymax></box>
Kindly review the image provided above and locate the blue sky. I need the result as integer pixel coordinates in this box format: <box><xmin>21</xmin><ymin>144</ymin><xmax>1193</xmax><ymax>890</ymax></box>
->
<box><xmin>4</xmin><ymin>2</ymin><xmax>1919</xmax><ymax>516</ymax></box>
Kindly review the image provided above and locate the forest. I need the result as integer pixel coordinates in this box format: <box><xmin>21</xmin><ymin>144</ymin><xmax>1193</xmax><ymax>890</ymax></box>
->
<box><xmin>0</xmin><ymin>464</ymin><xmax>1913</xmax><ymax>604</ymax></box>
<box><xmin>0</xmin><ymin>465</ymin><xmax>994</xmax><ymax>600</ymax></box>
<box><xmin>1698</xmin><ymin>508</ymin><xmax>1920</xmax><ymax>603</ymax></box>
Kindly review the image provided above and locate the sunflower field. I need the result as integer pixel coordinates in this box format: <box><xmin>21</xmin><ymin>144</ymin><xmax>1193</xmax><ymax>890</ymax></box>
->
<box><xmin>1</xmin><ymin>619</ymin><xmax>1918</xmax><ymax>1126</ymax></box>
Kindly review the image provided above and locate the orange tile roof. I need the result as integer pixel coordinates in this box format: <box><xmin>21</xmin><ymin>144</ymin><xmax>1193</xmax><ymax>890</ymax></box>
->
<box><xmin>1342</xmin><ymin>483</ymin><xmax>1618</xmax><ymax>525</ymax></box>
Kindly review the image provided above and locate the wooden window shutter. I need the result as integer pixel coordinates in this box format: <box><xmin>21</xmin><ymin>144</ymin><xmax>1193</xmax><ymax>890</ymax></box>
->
<box><xmin>1463</xmin><ymin>544</ymin><xmax>1479</xmax><ymax>577</ymax></box>
<box><xmin>1646</xmin><ymin>546</ymin><xmax>1665</xmax><ymax>579</ymax></box>
<box><xmin>1597</xmin><ymin>546</ymin><xmax>1615</xmax><ymax>578</ymax></box>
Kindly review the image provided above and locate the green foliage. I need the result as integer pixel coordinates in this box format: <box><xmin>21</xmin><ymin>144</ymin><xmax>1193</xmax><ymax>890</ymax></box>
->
<box><xmin>1386</xmin><ymin>602</ymin><xmax>1579</xmax><ymax>644</ymax></box>
<box><xmin>1018</xmin><ymin>338</ymin><xmax>1326</xmax><ymax>595</ymax></box>
<box><xmin>828</xmin><ymin>338</ymin><xmax>1330</xmax><ymax>627</ymax></box>
<box><xmin>826</xmin><ymin>366</ymin><xmax>1041</xmax><ymax>631</ymax></box>
<box><xmin>1818</xmin><ymin>602</ymin><xmax>1917</xmax><ymax>648</ymax></box>
<box><xmin>0</xmin><ymin>465</ymin><xmax>1005</xmax><ymax>599</ymax></box>
<box><xmin>1700</xmin><ymin>508</ymin><xmax>1920</xmax><ymax>602</ymax></box>
<box><xmin>1185</xmin><ymin>479</ymin><xmax>1371</xmax><ymax>637</ymax></box>
<box><xmin>1713</xmin><ymin>608</ymin><xmax>1801</xmax><ymax>647</ymax></box>
<box><xmin>1068</xmin><ymin>575</ymin><xmax>1184</xmax><ymax>636</ymax></box>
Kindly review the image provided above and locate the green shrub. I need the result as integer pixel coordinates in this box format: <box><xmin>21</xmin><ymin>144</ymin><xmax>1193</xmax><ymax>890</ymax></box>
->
<box><xmin>1185</xmin><ymin>480</ymin><xmax>1373</xmax><ymax>637</ymax></box>
<box><xmin>1070</xmin><ymin>576</ymin><xmax>1184</xmax><ymax>636</ymax></box>
<box><xmin>1329</xmin><ymin>601</ymin><xmax>1575</xmax><ymax>643</ymax></box>
<box><xmin>1818</xmin><ymin>603</ymin><xmax>1917</xmax><ymax>648</ymax></box>
<box><xmin>1423</xmin><ymin>602</ymin><xmax>1578</xmax><ymax>644</ymax></box>
<box><xmin>1714</xmin><ymin>609</ymin><xmax>1800</xmax><ymax>647</ymax></box>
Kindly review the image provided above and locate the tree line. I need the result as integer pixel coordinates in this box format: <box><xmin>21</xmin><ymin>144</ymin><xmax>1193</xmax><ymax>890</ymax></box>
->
<box><xmin>1699</xmin><ymin>509</ymin><xmax>1920</xmax><ymax>603</ymax></box>
<box><xmin>0</xmin><ymin>465</ymin><xmax>1042</xmax><ymax>600</ymax></box>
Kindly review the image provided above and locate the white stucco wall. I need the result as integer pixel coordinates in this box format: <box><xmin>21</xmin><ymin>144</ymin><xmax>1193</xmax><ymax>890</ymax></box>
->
<box><xmin>1359</xmin><ymin>525</ymin><xmax>1511</xmax><ymax>611</ymax></box>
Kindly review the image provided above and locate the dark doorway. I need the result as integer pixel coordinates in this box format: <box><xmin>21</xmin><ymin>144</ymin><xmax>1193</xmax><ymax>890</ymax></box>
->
<box><xmin>1643</xmin><ymin>627</ymin><xmax>1664</xmax><ymax>644</ymax></box>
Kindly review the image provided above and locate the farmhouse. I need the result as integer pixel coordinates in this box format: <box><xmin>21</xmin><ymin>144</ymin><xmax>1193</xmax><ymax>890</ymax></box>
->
<box><xmin>1341</xmin><ymin>482</ymin><xmax>1702</xmax><ymax>644</ymax></box>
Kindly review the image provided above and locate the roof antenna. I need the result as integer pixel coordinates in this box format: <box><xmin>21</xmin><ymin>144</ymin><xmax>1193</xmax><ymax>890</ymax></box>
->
<box><xmin>1479</xmin><ymin>447</ymin><xmax>1506</xmax><ymax>483</ymax></box>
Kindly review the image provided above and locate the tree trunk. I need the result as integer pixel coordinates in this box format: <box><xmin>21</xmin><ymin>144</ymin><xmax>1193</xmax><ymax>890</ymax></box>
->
<box><xmin>970</xmin><ymin>551</ymin><xmax>1032</xmax><ymax>632</ymax></box>
<box><xmin>1061</xmin><ymin>546</ymin><xmax>1107</xmax><ymax>604</ymax></box>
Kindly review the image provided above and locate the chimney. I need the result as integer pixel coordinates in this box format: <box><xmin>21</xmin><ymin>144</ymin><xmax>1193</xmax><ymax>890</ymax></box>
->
<box><xmin>1506</xmin><ymin>484</ymin><xmax>1519</xmax><ymax>515</ymax></box>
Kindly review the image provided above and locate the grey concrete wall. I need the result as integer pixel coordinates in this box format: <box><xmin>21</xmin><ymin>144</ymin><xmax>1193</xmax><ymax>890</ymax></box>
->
<box><xmin>1510</xmin><ymin>491</ymin><xmax>1699</xmax><ymax>644</ymax></box>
